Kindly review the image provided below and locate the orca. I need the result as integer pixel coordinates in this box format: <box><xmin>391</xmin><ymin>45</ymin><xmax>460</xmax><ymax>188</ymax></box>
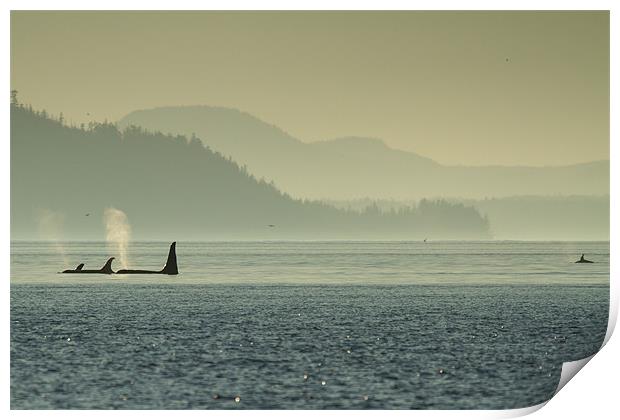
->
<box><xmin>59</xmin><ymin>242</ymin><xmax>178</xmax><ymax>275</ymax></box>
<box><xmin>62</xmin><ymin>258</ymin><xmax>115</xmax><ymax>274</ymax></box>
<box><xmin>575</xmin><ymin>254</ymin><xmax>594</xmax><ymax>264</ymax></box>
<box><xmin>115</xmin><ymin>242</ymin><xmax>178</xmax><ymax>275</ymax></box>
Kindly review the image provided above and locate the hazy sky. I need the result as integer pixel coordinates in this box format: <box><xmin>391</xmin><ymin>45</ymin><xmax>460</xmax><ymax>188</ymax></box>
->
<box><xmin>11</xmin><ymin>11</ymin><xmax>609</xmax><ymax>166</ymax></box>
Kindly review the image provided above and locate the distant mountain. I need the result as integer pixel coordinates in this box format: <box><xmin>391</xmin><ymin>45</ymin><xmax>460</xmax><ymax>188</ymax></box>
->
<box><xmin>11</xmin><ymin>105</ymin><xmax>490</xmax><ymax>240</ymax></box>
<box><xmin>468</xmin><ymin>195</ymin><xmax>609</xmax><ymax>241</ymax></box>
<box><xmin>326</xmin><ymin>196</ymin><xmax>610</xmax><ymax>241</ymax></box>
<box><xmin>119</xmin><ymin>106</ymin><xmax>609</xmax><ymax>200</ymax></box>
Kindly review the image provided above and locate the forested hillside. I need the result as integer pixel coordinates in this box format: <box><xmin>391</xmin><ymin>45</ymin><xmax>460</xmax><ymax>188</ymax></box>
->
<box><xmin>11</xmin><ymin>104</ymin><xmax>490</xmax><ymax>240</ymax></box>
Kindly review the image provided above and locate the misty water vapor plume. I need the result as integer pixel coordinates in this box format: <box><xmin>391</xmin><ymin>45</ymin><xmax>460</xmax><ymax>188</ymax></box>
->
<box><xmin>104</xmin><ymin>207</ymin><xmax>132</xmax><ymax>269</ymax></box>
<box><xmin>37</xmin><ymin>208</ymin><xmax>68</xmax><ymax>266</ymax></box>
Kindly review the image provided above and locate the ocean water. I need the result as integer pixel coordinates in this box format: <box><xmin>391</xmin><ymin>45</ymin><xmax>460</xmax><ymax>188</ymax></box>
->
<box><xmin>10</xmin><ymin>241</ymin><xmax>609</xmax><ymax>409</ymax></box>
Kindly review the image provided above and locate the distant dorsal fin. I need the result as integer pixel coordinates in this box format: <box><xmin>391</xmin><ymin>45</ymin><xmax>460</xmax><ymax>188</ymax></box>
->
<box><xmin>75</xmin><ymin>263</ymin><xmax>84</xmax><ymax>271</ymax></box>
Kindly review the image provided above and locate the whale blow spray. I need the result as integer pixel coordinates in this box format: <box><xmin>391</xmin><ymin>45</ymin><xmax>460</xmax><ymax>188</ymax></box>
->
<box><xmin>104</xmin><ymin>207</ymin><xmax>131</xmax><ymax>269</ymax></box>
<box><xmin>37</xmin><ymin>208</ymin><xmax>69</xmax><ymax>266</ymax></box>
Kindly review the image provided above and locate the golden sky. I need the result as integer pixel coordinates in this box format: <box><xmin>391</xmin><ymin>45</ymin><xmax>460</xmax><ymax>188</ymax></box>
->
<box><xmin>11</xmin><ymin>11</ymin><xmax>609</xmax><ymax>166</ymax></box>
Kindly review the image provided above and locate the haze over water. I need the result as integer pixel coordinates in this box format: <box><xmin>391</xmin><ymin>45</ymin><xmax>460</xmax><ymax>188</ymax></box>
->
<box><xmin>9</xmin><ymin>10</ymin><xmax>610</xmax><ymax>411</ymax></box>
<box><xmin>11</xmin><ymin>241</ymin><xmax>609</xmax><ymax>409</ymax></box>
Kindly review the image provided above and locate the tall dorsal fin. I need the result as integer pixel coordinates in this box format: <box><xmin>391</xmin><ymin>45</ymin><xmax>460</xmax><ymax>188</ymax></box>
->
<box><xmin>161</xmin><ymin>242</ymin><xmax>178</xmax><ymax>275</ymax></box>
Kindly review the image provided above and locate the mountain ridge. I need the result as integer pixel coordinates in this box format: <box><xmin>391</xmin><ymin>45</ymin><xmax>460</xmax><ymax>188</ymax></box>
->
<box><xmin>11</xmin><ymin>104</ymin><xmax>491</xmax><ymax>240</ymax></box>
<box><xmin>119</xmin><ymin>105</ymin><xmax>609</xmax><ymax>200</ymax></box>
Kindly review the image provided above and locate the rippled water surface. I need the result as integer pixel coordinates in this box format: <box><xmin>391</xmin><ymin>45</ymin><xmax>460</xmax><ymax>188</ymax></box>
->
<box><xmin>11</xmin><ymin>241</ymin><xmax>609</xmax><ymax>409</ymax></box>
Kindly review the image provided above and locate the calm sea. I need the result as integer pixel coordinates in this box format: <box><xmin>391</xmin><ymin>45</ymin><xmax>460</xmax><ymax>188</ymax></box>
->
<box><xmin>10</xmin><ymin>241</ymin><xmax>609</xmax><ymax>409</ymax></box>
